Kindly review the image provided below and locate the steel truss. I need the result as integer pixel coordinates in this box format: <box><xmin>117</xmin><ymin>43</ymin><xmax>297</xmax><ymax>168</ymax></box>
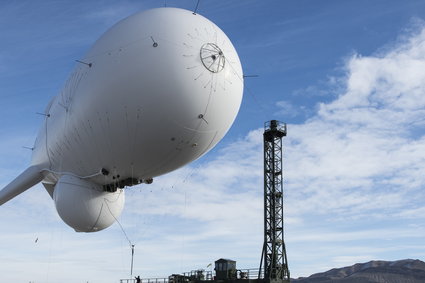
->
<box><xmin>259</xmin><ymin>120</ymin><xmax>290</xmax><ymax>282</ymax></box>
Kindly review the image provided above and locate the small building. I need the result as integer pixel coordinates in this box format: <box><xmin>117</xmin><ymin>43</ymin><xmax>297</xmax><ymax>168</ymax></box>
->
<box><xmin>215</xmin><ymin>259</ymin><xmax>237</xmax><ymax>280</ymax></box>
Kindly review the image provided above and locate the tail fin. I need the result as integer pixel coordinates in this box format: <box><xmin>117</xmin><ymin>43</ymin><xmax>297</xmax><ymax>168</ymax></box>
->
<box><xmin>0</xmin><ymin>166</ymin><xmax>44</xmax><ymax>205</ymax></box>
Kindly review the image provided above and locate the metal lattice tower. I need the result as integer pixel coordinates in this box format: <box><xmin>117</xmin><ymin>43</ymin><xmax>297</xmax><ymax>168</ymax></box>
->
<box><xmin>259</xmin><ymin>120</ymin><xmax>290</xmax><ymax>282</ymax></box>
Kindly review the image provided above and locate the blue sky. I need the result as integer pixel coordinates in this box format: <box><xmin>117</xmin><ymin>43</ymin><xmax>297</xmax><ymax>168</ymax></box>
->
<box><xmin>1</xmin><ymin>0</ymin><xmax>425</xmax><ymax>282</ymax></box>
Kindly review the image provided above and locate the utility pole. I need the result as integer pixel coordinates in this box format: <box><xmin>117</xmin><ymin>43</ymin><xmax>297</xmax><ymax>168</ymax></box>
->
<box><xmin>259</xmin><ymin>120</ymin><xmax>290</xmax><ymax>282</ymax></box>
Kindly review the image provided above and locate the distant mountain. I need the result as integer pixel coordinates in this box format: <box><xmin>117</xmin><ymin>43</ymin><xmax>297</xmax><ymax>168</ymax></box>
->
<box><xmin>292</xmin><ymin>259</ymin><xmax>425</xmax><ymax>283</ymax></box>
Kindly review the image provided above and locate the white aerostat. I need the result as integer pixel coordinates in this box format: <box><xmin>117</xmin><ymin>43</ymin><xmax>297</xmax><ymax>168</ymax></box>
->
<box><xmin>0</xmin><ymin>8</ymin><xmax>243</xmax><ymax>232</ymax></box>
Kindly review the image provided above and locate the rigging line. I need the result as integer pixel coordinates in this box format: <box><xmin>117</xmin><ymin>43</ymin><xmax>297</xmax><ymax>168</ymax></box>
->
<box><xmin>124</xmin><ymin>106</ymin><xmax>135</xmax><ymax>164</ymax></box>
<box><xmin>93</xmin><ymin>114</ymin><xmax>108</xmax><ymax>177</ymax></box>
<box><xmin>167</xmin><ymin>163</ymin><xmax>201</xmax><ymax>190</ymax></box>
<box><xmin>45</xmin><ymin>109</ymin><xmax>53</xmax><ymax>169</ymax></box>
<box><xmin>179</xmin><ymin>189</ymin><xmax>188</xmax><ymax>272</ymax></box>
<box><xmin>105</xmin><ymin>198</ymin><xmax>132</xmax><ymax>247</ymax></box>
<box><xmin>136</xmin><ymin>164</ymin><xmax>204</xmax><ymax>251</ymax></box>
<box><xmin>125</xmin><ymin>106</ymin><xmax>136</xmax><ymax>166</ymax></box>
<box><xmin>128</xmin><ymin>108</ymin><xmax>141</xmax><ymax>169</ymax></box>
<box><xmin>89</xmin><ymin>203</ymin><xmax>104</xmax><ymax>232</ymax></box>
<box><xmin>133</xmin><ymin>108</ymin><xmax>142</xmax><ymax>167</ymax></box>
<box><xmin>96</xmin><ymin>110</ymin><xmax>118</xmax><ymax>179</ymax></box>
<box><xmin>243</xmin><ymin>83</ymin><xmax>269</xmax><ymax>120</ymax></box>
<box><xmin>24</xmin><ymin>112</ymin><xmax>44</xmax><ymax>153</ymax></box>
<box><xmin>105</xmin><ymin>199</ymin><xmax>135</xmax><ymax>278</ymax></box>
<box><xmin>226</xmin><ymin>59</ymin><xmax>269</xmax><ymax>120</ymax></box>
<box><xmin>193</xmin><ymin>0</ymin><xmax>201</xmax><ymax>15</ymax></box>
<box><xmin>174</xmin><ymin>163</ymin><xmax>204</xmax><ymax>270</ymax></box>
<box><xmin>83</xmin><ymin>118</ymin><xmax>104</xmax><ymax>174</ymax></box>
<box><xmin>57</xmin><ymin>100</ymin><xmax>71</xmax><ymax>175</ymax></box>
<box><xmin>45</xmin><ymin>218</ymin><xmax>57</xmax><ymax>283</ymax></box>
<box><xmin>85</xmin><ymin>35</ymin><xmax>150</xmax><ymax>62</ymax></box>
<box><xmin>182</xmin><ymin>164</ymin><xmax>201</xmax><ymax>183</ymax></box>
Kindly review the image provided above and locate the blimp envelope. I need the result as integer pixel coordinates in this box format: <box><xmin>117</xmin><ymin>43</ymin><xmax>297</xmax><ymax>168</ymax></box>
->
<box><xmin>0</xmin><ymin>8</ymin><xmax>243</xmax><ymax>232</ymax></box>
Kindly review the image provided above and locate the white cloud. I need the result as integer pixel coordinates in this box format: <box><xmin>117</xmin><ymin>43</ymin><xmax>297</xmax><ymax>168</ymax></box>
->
<box><xmin>275</xmin><ymin>24</ymin><xmax>425</xmax><ymax>277</ymax></box>
<box><xmin>282</xmin><ymin>26</ymin><xmax>425</xmax><ymax>222</ymax></box>
<box><xmin>275</xmin><ymin>100</ymin><xmax>303</xmax><ymax>118</ymax></box>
